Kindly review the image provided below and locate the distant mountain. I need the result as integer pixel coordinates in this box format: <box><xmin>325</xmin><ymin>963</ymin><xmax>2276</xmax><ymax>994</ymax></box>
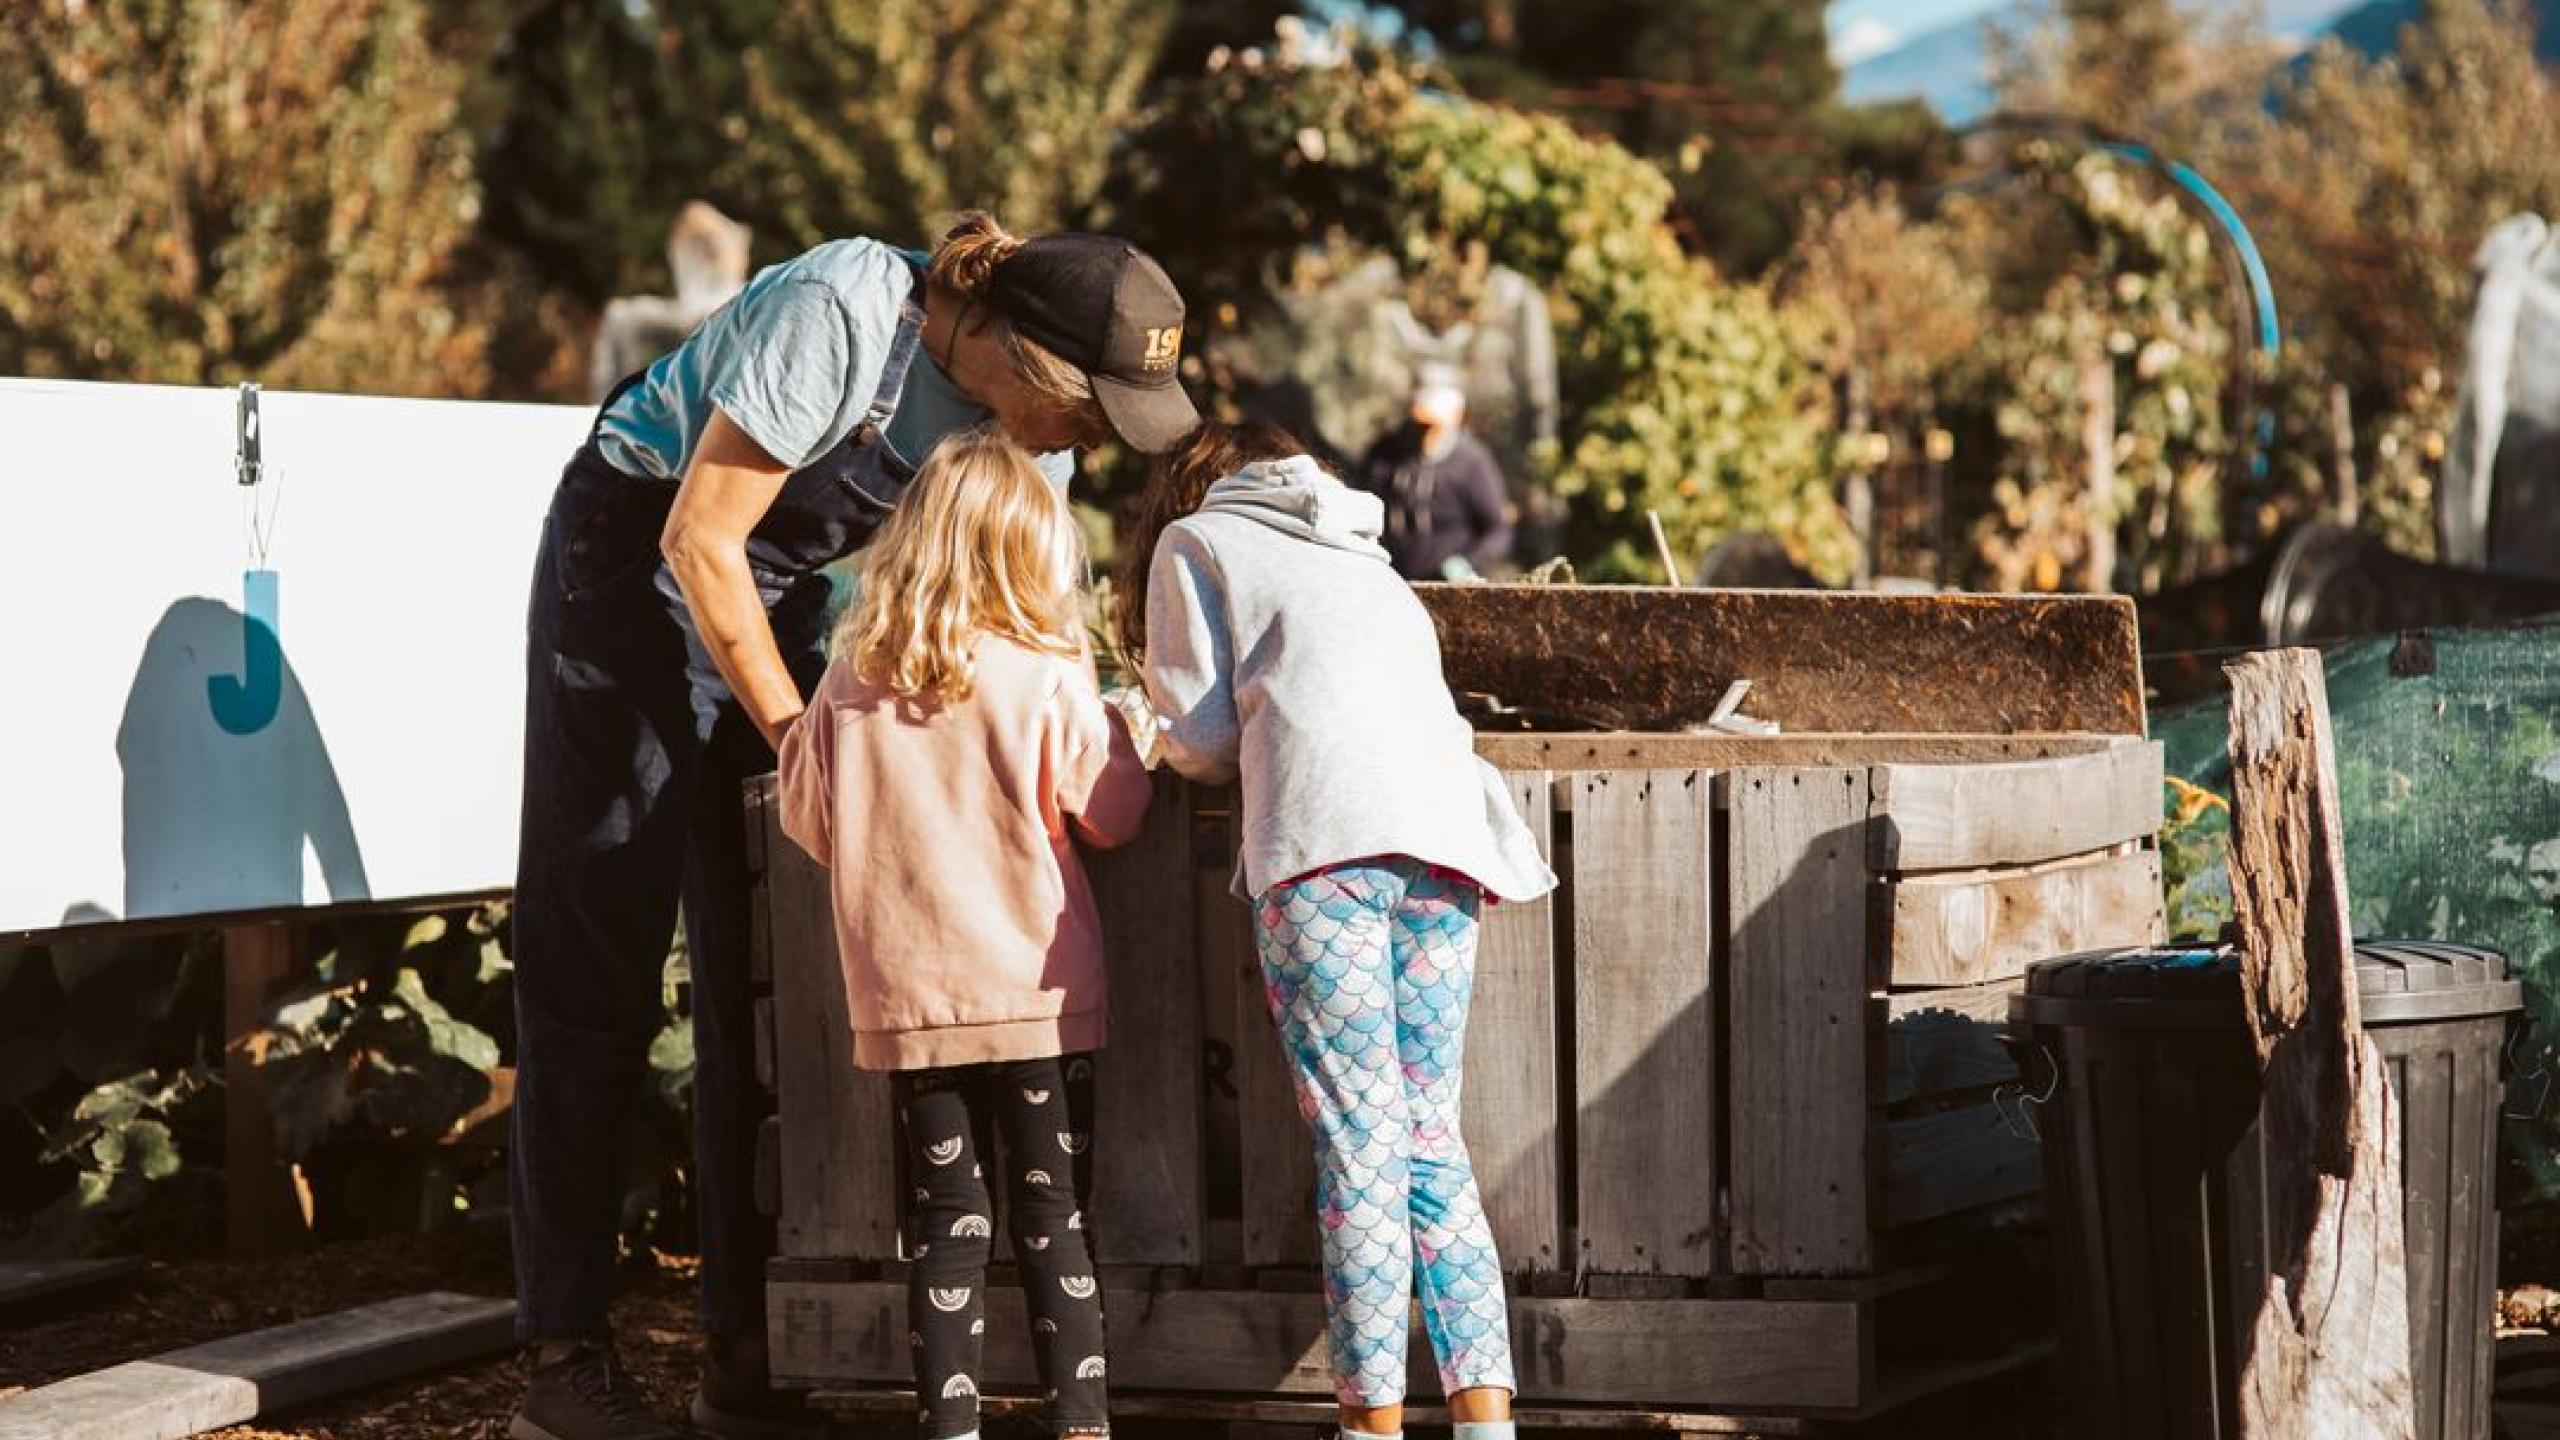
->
<box><xmin>1841</xmin><ymin>0</ymin><xmax>2554</xmax><ymax>124</ymax></box>
<box><xmin>1839</xmin><ymin>2</ymin><xmax>2032</xmax><ymax>121</ymax></box>
<box><xmin>2319</xmin><ymin>0</ymin><xmax>2560</xmax><ymax>61</ymax></box>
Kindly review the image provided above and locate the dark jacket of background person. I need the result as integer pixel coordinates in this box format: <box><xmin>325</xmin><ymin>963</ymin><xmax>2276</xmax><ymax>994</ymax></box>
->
<box><xmin>1353</xmin><ymin>422</ymin><xmax>1515</xmax><ymax>581</ymax></box>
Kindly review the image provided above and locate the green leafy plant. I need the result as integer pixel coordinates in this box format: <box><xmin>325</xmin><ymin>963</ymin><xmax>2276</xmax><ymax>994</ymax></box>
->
<box><xmin>6</xmin><ymin>901</ymin><xmax>698</xmax><ymax>1255</ymax></box>
<box><xmin>1110</xmin><ymin>33</ymin><xmax>1851</xmax><ymax>580</ymax></box>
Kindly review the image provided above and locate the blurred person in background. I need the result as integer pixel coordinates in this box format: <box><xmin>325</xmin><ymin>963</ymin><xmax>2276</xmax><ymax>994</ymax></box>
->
<box><xmin>1353</xmin><ymin>367</ymin><xmax>1515</xmax><ymax>582</ymax></box>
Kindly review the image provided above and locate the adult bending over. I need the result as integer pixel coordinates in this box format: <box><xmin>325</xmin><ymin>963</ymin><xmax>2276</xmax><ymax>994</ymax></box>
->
<box><xmin>509</xmin><ymin>214</ymin><xmax>1194</xmax><ymax>1440</ymax></box>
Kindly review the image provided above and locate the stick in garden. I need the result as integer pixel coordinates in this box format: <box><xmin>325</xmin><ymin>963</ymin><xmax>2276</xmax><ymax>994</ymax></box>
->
<box><xmin>2222</xmin><ymin>648</ymin><xmax>2415</xmax><ymax>1440</ymax></box>
<box><xmin>1646</xmin><ymin>509</ymin><xmax>1682</xmax><ymax>587</ymax></box>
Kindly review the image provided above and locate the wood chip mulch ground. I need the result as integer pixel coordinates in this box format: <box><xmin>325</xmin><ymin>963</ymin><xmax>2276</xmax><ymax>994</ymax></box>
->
<box><xmin>0</xmin><ymin>1224</ymin><xmax>728</xmax><ymax>1440</ymax></box>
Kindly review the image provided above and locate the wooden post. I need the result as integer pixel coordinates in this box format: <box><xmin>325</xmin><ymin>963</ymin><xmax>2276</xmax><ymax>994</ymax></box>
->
<box><xmin>1842</xmin><ymin>370</ymin><xmax>1877</xmax><ymax>588</ymax></box>
<box><xmin>2328</xmin><ymin>383</ymin><xmax>2362</xmax><ymax>528</ymax></box>
<box><xmin>2222</xmin><ymin>649</ymin><xmax>2415</xmax><ymax>1439</ymax></box>
<box><xmin>2081</xmin><ymin>350</ymin><xmax>2119</xmax><ymax>594</ymax></box>
<box><xmin>223</xmin><ymin>921</ymin><xmax>311</xmax><ymax>1256</ymax></box>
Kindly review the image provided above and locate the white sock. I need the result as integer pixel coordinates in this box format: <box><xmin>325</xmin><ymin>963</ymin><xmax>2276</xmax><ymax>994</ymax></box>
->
<box><xmin>1338</xmin><ymin>1430</ymin><xmax>1400</xmax><ymax>1440</ymax></box>
<box><xmin>1452</xmin><ymin>1424</ymin><xmax>1517</xmax><ymax>1440</ymax></box>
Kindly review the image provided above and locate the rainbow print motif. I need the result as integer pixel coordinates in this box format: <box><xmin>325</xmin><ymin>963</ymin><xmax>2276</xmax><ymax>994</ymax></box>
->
<box><xmin>1253</xmin><ymin>858</ymin><xmax>1515</xmax><ymax>1407</ymax></box>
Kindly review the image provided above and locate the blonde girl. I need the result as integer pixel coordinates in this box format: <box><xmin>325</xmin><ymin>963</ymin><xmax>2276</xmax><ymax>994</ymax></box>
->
<box><xmin>779</xmin><ymin>428</ymin><xmax>1150</xmax><ymax>1440</ymax></box>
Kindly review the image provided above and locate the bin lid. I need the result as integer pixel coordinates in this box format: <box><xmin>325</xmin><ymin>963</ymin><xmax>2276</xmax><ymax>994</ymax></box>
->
<box><xmin>2015</xmin><ymin>939</ymin><xmax>2521</xmax><ymax>1029</ymax></box>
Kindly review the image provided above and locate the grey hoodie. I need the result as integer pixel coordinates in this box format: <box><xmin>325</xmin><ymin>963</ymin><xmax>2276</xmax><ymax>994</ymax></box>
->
<box><xmin>1141</xmin><ymin>455</ymin><xmax>1557</xmax><ymax>903</ymax></box>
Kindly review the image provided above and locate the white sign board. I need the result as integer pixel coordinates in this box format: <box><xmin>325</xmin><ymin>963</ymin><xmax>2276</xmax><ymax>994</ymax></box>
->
<box><xmin>0</xmin><ymin>379</ymin><xmax>594</xmax><ymax>935</ymax></box>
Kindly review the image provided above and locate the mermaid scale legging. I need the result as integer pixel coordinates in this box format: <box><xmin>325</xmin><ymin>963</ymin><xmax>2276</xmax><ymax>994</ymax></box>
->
<box><xmin>1253</xmin><ymin>857</ymin><xmax>1516</xmax><ymax>1408</ymax></box>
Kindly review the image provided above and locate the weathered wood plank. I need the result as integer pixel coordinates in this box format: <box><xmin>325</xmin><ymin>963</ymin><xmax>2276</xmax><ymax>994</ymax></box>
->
<box><xmin>1467</xmin><ymin>771</ymin><xmax>1563</xmax><ymax>1275</ymax></box>
<box><xmin>769</xmin><ymin>1280</ymin><xmax>1866</xmax><ymax>1410</ymax></box>
<box><xmin>0</xmin><ymin>1257</ymin><xmax>142</xmax><ymax>1309</ymax></box>
<box><xmin>1229</xmin><ymin>797</ymin><xmax>1318</xmax><ymax>1272</ymax></box>
<box><xmin>0</xmin><ymin>1292</ymin><xmax>514</xmax><ymax>1440</ymax></box>
<box><xmin>1878</xmin><ymin>1104</ymin><xmax>2041</xmax><ymax>1228</ymax></box>
<box><xmin>1571</xmin><ymin>770</ymin><xmax>1717</xmax><ymax>1278</ymax></box>
<box><xmin>1881</xmin><ymin>982</ymin><xmax>2025</xmax><ymax>1106</ymax></box>
<box><xmin>1881</xmin><ymin>850</ymin><xmax>2165</xmax><ymax>989</ymax></box>
<box><xmin>758</xmin><ymin>777</ymin><xmax>900</xmax><ymax>1260</ymax></box>
<box><xmin>1191</xmin><ymin>798</ymin><xmax>1248</xmax><ymax>1278</ymax></box>
<box><xmin>1422</xmin><ymin>585</ymin><xmax>2145</xmax><ymax>736</ymax></box>
<box><xmin>2222</xmin><ymin>649</ymin><xmax>2413</xmax><ymax>1440</ymax></box>
<box><xmin>1728</xmin><ymin>768</ymin><xmax>1875</xmax><ymax>1276</ymax></box>
<box><xmin>1081</xmin><ymin>771</ymin><xmax>1204</xmax><ymax>1267</ymax></box>
<box><xmin>813</xmin><ymin>1390</ymin><xmax>1827</xmax><ymax>1435</ymax></box>
<box><xmin>1476</xmin><ymin>731</ymin><xmax>2118</xmax><ymax>774</ymax></box>
<box><xmin>753</xmin><ymin>1115</ymin><xmax>781</xmax><ymax>1220</ymax></box>
<box><xmin>1870</xmin><ymin>741</ymin><xmax>2163</xmax><ymax>872</ymax></box>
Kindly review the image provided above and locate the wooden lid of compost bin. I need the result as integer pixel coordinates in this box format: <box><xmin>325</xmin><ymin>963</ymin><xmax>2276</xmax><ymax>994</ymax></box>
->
<box><xmin>2013</xmin><ymin>940</ymin><xmax>2522</xmax><ymax>1029</ymax></box>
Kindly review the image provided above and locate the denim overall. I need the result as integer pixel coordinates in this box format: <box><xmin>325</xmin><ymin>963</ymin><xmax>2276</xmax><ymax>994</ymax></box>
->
<box><xmin>510</xmin><ymin>298</ymin><xmax>928</xmax><ymax>1341</ymax></box>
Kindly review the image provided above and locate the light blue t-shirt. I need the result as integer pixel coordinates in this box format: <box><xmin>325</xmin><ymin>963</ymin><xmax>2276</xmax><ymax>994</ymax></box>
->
<box><xmin>594</xmin><ymin>236</ymin><xmax>1069</xmax><ymax>487</ymax></box>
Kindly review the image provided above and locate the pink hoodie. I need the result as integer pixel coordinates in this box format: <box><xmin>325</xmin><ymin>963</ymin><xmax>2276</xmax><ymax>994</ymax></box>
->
<box><xmin>777</xmin><ymin>634</ymin><xmax>1152</xmax><ymax>1071</ymax></box>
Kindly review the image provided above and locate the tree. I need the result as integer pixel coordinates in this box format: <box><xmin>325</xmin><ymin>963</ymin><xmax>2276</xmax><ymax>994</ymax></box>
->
<box><xmin>2203</xmin><ymin>0</ymin><xmax>2560</xmax><ymax>555</ymax></box>
<box><xmin>1368</xmin><ymin>0</ymin><xmax>1850</xmax><ymax>275</ymax></box>
<box><xmin>1113</xmin><ymin>41</ymin><xmax>1851</xmax><ymax>579</ymax></box>
<box><xmin>483</xmin><ymin>0</ymin><xmax>1177</xmax><ymax>303</ymax></box>
<box><xmin>1990</xmin><ymin>0</ymin><xmax>2280</xmax><ymax>144</ymax></box>
<box><xmin>0</xmin><ymin>0</ymin><xmax>495</xmax><ymax>395</ymax></box>
<box><xmin>1775</xmin><ymin>192</ymin><xmax>1994</xmax><ymax>581</ymax></box>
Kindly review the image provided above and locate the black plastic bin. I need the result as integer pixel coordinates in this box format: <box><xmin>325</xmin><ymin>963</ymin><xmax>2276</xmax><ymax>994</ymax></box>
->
<box><xmin>2013</xmin><ymin>940</ymin><xmax>2522</xmax><ymax>1440</ymax></box>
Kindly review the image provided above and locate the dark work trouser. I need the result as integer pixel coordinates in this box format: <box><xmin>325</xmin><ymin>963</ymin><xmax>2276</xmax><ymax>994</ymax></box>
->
<box><xmin>509</xmin><ymin>445</ymin><xmax>832</xmax><ymax>1340</ymax></box>
<box><xmin>895</xmin><ymin>1055</ymin><xmax>1109</xmax><ymax>1438</ymax></box>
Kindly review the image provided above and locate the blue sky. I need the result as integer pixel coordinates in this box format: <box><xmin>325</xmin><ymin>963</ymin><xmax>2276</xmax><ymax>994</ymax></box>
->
<box><xmin>1827</xmin><ymin>0</ymin><xmax>2005</xmax><ymax>67</ymax></box>
<box><xmin>1827</xmin><ymin>0</ymin><xmax>2372</xmax><ymax>69</ymax></box>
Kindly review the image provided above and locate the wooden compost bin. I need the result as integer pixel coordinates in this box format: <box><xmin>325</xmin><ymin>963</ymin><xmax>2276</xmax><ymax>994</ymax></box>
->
<box><xmin>745</xmin><ymin>588</ymin><xmax>2167</xmax><ymax>1433</ymax></box>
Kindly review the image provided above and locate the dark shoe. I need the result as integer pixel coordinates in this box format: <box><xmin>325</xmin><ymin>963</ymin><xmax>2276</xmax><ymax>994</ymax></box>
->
<box><xmin>689</xmin><ymin>1330</ymin><xmax>817</xmax><ymax>1438</ymax></box>
<box><xmin>509</xmin><ymin>1340</ymin><xmax>682</xmax><ymax>1440</ymax></box>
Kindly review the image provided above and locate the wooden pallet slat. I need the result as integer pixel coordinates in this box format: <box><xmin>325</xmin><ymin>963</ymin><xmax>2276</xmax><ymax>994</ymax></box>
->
<box><xmin>760</xmin><ymin>785</ymin><xmax>901</xmax><ymax>1260</ymax></box>
<box><xmin>1571</xmin><ymin>770</ymin><xmax>1718</xmax><ymax>1279</ymax></box>
<box><xmin>1869</xmin><ymin>741</ymin><xmax>2163</xmax><ymax>872</ymax></box>
<box><xmin>1229</xmin><ymin>794</ymin><xmax>1321</xmax><ymax>1274</ymax></box>
<box><xmin>1083</xmin><ymin>772</ymin><xmax>1207</xmax><ymax>1267</ymax></box>
<box><xmin>770</xmin><ymin>1280</ymin><xmax>1865</xmax><ymax>1410</ymax></box>
<box><xmin>1728</xmin><ymin>768</ymin><xmax>1875</xmax><ymax>1276</ymax></box>
<box><xmin>1466</xmin><ymin>770</ymin><xmax>1564</xmax><ymax>1275</ymax></box>
<box><xmin>808</xmin><ymin>1389</ymin><xmax>1834</xmax><ymax>1435</ymax></box>
<box><xmin>1881</xmin><ymin>850</ymin><xmax>2166</xmax><ymax>989</ymax></box>
<box><xmin>1877</xmin><ymin>1103</ymin><xmax>2041</xmax><ymax>1228</ymax></box>
<box><xmin>1879</xmin><ymin>982</ymin><xmax>2026</xmax><ymax>1107</ymax></box>
<box><xmin>1476</xmin><ymin>732</ymin><xmax>2119</xmax><ymax>774</ymax></box>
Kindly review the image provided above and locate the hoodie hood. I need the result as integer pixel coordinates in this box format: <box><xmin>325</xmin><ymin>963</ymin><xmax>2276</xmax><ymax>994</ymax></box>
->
<box><xmin>1196</xmin><ymin>456</ymin><xmax>1389</xmax><ymax>560</ymax></box>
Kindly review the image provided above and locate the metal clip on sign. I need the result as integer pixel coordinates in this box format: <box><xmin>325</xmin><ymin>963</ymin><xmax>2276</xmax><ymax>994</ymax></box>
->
<box><xmin>236</xmin><ymin>382</ymin><xmax>263</xmax><ymax>488</ymax></box>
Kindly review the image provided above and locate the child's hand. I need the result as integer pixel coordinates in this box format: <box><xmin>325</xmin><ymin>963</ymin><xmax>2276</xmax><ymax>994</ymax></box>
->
<box><xmin>1102</xmin><ymin>686</ymin><xmax>1166</xmax><ymax>771</ymax></box>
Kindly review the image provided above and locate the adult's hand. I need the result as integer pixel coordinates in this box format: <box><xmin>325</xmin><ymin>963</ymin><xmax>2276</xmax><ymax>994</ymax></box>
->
<box><xmin>661</xmin><ymin>408</ymin><xmax>804</xmax><ymax>751</ymax></box>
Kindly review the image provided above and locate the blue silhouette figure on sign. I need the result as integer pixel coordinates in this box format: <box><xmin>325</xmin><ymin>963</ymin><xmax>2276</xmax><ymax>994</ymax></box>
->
<box><xmin>208</xmin><ymin>569</ymin><xmax>282</xmax><ymax>735</ymax></box>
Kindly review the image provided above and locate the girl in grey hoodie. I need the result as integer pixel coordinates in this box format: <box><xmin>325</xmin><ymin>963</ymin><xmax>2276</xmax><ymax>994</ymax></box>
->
<box><xmin>1115</xmin><ymin>423</ymin><xmax>1552</xmax><ymax>1440</ymax></box>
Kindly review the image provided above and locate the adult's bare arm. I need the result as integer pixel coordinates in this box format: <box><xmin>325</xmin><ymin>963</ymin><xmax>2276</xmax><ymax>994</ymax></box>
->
<box><xmin>661</xmin><ymin>408</ymin><xmax>802</xmax><ymax>750</ymax></box>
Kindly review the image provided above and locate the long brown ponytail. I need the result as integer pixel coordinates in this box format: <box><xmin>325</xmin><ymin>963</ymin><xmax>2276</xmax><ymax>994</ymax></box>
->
<box><xmin>1110</xmin><ymin>420</ymin><xmax>1310</xmax><ymax>664</ymax></box>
